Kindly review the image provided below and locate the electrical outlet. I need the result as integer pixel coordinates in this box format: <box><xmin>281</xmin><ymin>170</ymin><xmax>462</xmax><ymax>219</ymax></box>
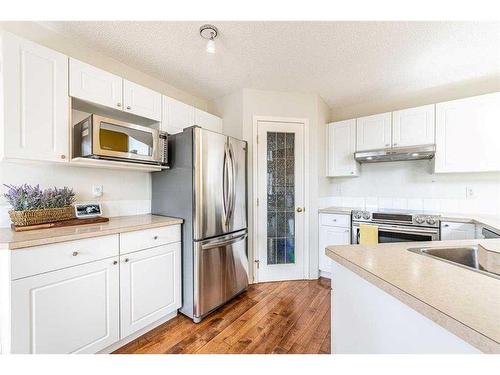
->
<box><xmin>92</xmin><ymin>185</ymin><xmax>103</xmax><ymax>198</ymax></box>
<box><xmin>466</xmin><ymin>186</ymin><xmax>475</xmax><ymax>199</ymax></box>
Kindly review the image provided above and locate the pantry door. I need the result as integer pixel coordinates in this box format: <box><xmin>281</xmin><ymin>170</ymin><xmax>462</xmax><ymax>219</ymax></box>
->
<box><xmin>256</xmin><ymin>119</ymin><xmax>306</xmax><ymax>282</ymax></box>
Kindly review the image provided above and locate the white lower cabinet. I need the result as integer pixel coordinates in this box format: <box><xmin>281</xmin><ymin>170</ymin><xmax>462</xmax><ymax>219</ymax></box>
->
<box><xmin>440</xmin><ymin>221</ymin><xmax>476</xmax><ymax>240</ymax></box>
<box><xmin>7</xmin><ymin>224</ymin><xmax>182</xmax><ymax>354</ymax></box>
<box><xmin>120</xmin><ymin>243</ymin><xmax>181</xmax><ymax>338</ymax></box>
<box><xmin>318</xmin><ymin>213</ymin><xmax>351</xmax><ymax>278</ymax></box>
<box><xmin>11</xmin><ymin>256</ymin><xmax>120</xmax><ymax>354</ymax></box>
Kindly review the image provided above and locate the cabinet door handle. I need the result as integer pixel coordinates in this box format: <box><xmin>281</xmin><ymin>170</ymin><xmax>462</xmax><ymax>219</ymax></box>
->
<box><xmin>117</xmin><ymin>103</ymin><xmax>121</xmax><ymax>107</ymax></box>
<box><xmin>443</xmin><ymin>224</ymin><xmax>449</xmax><ymax>227</ymax></box>
<box><xmin>153</xmin><ymin>235</ymin><xmax>159</xmax><ymax>240</ymax></box>
<box><xmin>393</xmin><ymin>143</ymin><xmax>398</xmax><ymax>146</ymax></box>
<box><xmin>113</xmin><ymin>260</ymin><xmax>118</xmax><ymax>265</ymax></box>
<box><xmin>126</xmin><ymin>106</ymin><xmax>131</xmax><ymax>110</ymax></box>
<box><xmin>72</xmin><ymin>251</ymin><xmax>78</xmax><ymax>256</ymax></box>
<box><xmin>385</xmin><ymin>143</ymin><xmax>390</xmax><ymax>147</ymax></box>
<box><xmin>60</xmin><ymin>154</ymin><xmax>66</xmax><ymax>160</ymax></box>
<box><xmin>124</xmin><ymin>258</ymin><xmax>129</xmax><ymax>262</ymax></box>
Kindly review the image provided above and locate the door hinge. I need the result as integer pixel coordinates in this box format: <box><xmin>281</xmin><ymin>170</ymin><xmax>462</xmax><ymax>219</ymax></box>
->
<box><xmin>254</xmin><ymin>260</ymin><xmax>260</xmax><ymax>269</ymax></box>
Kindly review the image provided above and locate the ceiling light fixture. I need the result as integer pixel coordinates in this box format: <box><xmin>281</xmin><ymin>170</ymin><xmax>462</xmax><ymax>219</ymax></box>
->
<box><xmin>200</xmin><ymin>24</ymin><xmax>218</xmax><ymax>54</ymax></box>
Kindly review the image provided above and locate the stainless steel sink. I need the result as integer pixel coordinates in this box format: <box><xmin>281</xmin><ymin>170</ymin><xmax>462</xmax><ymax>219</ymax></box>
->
<box><xmin>408</xmin><ymin>246</ymin><xmax>500</xmax><ymax>280</ymax></box>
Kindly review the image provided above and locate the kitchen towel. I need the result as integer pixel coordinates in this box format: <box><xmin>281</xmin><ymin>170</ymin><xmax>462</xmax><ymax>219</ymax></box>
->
<box><xmin>359</xmin><ymin>224</ymin><xmax>379</xmax><ymax>245</ymax></box>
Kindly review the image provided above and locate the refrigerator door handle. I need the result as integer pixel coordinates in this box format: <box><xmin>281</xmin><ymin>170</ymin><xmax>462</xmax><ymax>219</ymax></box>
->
<box><xmin>222</xmin><ymin>144</ymin><xmax>230</xmax><ymax>228</ymax></box>
<box><xmin>227</xmin><ymin>143</ymin><xmax>236</xmax><ymax>227</ymax></box>
<box><xmin>201</xmin><ymin>232</ymin><xmax>248</xmax><ymax>250</ymax></box>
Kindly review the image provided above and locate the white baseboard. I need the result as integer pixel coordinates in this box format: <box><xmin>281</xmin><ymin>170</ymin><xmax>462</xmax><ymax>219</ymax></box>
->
<box><xmin>319</xmin><ymin>270</ymin><xmax>331</xmax><ymax>279</ymax></box>
<box><xmin>99</xmin><ymin>310</ymin><xmax>177</xmax><ymax>354</ymax></box>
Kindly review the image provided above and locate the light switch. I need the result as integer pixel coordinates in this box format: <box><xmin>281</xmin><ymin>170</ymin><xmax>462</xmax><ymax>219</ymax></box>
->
<box><xmin>466</xmin><ymin>186</ymin><xmax>475</xmax><ymax>199</ymax></box>
<box><xmin>92</xmin><ymin>185</ymin><xmax>103</xmax><ymax>197</ymax></box>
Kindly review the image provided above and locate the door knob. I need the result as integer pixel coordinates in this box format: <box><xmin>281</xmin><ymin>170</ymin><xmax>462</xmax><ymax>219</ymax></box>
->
<box><xmin>296</xmin><ymin>207</ymin><xmax>304</xmax><ymax>213</ymax></box>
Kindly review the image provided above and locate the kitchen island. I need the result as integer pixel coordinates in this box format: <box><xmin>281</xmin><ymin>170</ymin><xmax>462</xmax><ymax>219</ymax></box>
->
<box><xmin>327</xmin><ymin>238</ymin><xmax>500</xmax><ymax>354</ymax></box>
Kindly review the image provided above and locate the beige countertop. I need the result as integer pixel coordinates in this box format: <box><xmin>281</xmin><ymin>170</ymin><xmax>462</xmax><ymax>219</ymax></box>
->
<box><xmin>0</xmin><ymin>214</ymin><xmax>183</xmax><ymax>250</ymax></box>
<box><xmin>318</xmin><ymin>206</ymin><xmax>361</xmax><ymax>214</ymax></box>
<box><xmin>326</xmin><ymin>238</ymin><xmax>500</xmax><ymax>353</ymax></box>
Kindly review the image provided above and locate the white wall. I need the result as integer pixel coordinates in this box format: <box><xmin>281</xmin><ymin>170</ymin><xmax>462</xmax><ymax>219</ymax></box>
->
<box><xmin>0</xmin><ymin>162</ymin><xmax>152</xmax><ymax>227</ymax></box>
<box><xmin>330</xmin><ymin>77</ymin><xmax>500</xmax><ymax>121</ymax></box>
<box><xmin>320</xmin><ymin>160</ymin><xmax>500</xmax><ymax>216</ymax></box>
<box><xmin>213</xmin><ymin>88</ymin><xmax>331</xmax><ymax>281</ymax></box>
<box><xmin>0</xmin><ymin>22</ymin><xmax>211</xmax><ymax>227</ymax></box>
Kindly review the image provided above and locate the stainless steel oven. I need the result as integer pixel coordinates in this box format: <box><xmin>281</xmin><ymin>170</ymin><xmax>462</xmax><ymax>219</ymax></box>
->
<box><xmin>73</xmin><ymin>114</ymin><xmax>168</xmax><ymax>166</ymax></box>
<box><xmin>351</xmin><ymin>209</ymin><xmax>440</xmax><ymax>244</ymax></box>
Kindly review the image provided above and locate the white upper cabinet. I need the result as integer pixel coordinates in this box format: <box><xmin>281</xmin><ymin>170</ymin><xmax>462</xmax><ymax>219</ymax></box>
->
<box><xmin>1</xmin><ymin>32</ymin><xmax>69</xmax><ymax>162</ymax></box>
<box><xmin>326</xmin><ymin>119</ymin><xmax>358</xmax><ymax>177</ymax></box>
<box><xmin>123</xmin><ymin>80</ymin><xmax>162</xmax><ymax>121</ymax></box>
<box><xmin>435</xmin><ymin>92</ymin><xmax>500</xmax><ymax>173</ymax></box>
<box><xmin>69</xmin><ymin>58</ymin><xmax>123</xmax><ymax>110</ymax></box>
<box><xmin>392</xmin><ymin>104</ymin><xmax>435</xmax><ymax>147</ymax></box>
<box><xmin>161</xmin><ymin>96</ymin><xmax>195</xmax><ymax>134</ymax></box>
<box><xmin>356</xmin><ymin>112</ymin><xmax>392</xmax><ymax>151</ymax></box>
<box><xmin>194</xmin><ymin>108</ymin><xmax>223</xmax><ymax>133</ymax></box>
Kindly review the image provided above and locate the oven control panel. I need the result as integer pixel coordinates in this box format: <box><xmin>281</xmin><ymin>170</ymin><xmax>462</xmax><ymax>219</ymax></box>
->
<box><xmin>352</xmin><ymin>210</ymin><xmax>440</xmax><ymax>228</ymax></box>
<box><xmin>412</xmin><ymin>215</ymin><xmax>440</xmax><ymax>227</ymax></box>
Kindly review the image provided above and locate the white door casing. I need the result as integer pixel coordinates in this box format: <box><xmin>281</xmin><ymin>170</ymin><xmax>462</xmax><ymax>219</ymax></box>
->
<box><xmin>255</xmin><ymin>119</ymin><xmax>307</xmax><ymax>282</ymax></box>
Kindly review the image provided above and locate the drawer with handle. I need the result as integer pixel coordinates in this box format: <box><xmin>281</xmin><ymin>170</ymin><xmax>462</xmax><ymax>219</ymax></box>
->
<box><xmin>119</xmin><ymin>224</ymin><xmax>181</xmax><ymax>255</ymax></box>
<box><xmin>11</xmin><ymin>235</ymin><xmax>119</xmax><ymax>280</ymax></box>
<box><xmin>319</xmin><ymin>213</ymin><xmax>351</xmax><ymax>228</ymax></box>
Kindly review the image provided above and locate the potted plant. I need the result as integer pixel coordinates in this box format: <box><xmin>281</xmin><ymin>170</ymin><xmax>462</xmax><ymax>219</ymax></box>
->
<box><xmin>3</xmin><ymin>184</ymin><xmax>76</xmax><ymax>226</ymax></box>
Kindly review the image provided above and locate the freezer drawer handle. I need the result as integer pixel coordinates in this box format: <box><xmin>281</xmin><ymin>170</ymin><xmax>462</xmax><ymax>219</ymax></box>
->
<box><xmin>201</xmin><ymin>233</ymin><xmax>248</xmax><ymax>250</ymax></box>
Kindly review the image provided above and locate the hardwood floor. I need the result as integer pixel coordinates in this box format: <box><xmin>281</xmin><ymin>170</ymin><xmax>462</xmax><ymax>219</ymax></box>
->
<box><xmin>113</xmin><ymin>278</ymin><xmax>331</xmax><ymax>354</ymax></box>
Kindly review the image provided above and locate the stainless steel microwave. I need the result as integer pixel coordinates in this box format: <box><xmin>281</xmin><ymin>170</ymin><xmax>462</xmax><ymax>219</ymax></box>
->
<box><xmin>73</xmin><ymin>114</ymin><xmax>167</xmax><ymax>166</ymax></box>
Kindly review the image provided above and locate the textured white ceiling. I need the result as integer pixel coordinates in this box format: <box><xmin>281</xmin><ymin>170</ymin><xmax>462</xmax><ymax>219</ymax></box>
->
<box><xmin>43</xmin><ymin>21</ymin><xmax>500</xmax><ymax>111</ymax></box>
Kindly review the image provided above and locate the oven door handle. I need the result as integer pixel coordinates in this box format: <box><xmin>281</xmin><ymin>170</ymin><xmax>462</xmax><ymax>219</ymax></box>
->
<box><xmin>352</xmin><ymin>224</ymin><xmax>439</xmax><ymax>235</ymax></box>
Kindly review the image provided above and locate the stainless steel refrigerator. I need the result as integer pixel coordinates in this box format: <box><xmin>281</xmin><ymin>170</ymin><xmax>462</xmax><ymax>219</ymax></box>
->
<box><xmin>152</xmin><ymin>126</ymin><xmax>248</xmax><ymax>323</ymax></box>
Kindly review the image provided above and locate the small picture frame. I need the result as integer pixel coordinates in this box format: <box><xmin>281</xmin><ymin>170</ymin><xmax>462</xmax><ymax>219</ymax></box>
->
<box><xmin>75</xmin><ymin>203</ymin><xmax>102</xmax><ymax>219</ymax></box>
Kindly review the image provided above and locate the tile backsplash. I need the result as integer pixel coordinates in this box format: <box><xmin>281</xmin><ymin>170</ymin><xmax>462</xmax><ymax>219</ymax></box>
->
<box><xmin>320</xmin><ymin>160</ymin><xmax>500</xmax><ymax>216</ymax></box>
<box><xmin>319</xmin><ymin>195</ymin><xmax>498</xmax><ymax>215</ymax></box>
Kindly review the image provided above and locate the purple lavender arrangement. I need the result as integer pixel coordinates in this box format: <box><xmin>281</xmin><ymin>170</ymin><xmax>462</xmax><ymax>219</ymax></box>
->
<box><xmin>3</xmin><ymin>184</ymin><xmax>76</xmax><ymax>211</ymax></box>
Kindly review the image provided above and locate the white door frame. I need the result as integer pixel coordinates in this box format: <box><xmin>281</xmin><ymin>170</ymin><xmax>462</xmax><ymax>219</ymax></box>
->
<box><xmin>252</xmin><ymin>116</ymin><xmax>310</xmax><ymax>283</ymax></box>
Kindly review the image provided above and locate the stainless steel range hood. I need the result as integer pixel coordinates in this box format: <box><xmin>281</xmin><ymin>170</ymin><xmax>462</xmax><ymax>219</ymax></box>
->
<box><xmin>354</xmin><ymin>144</ymin><xmax>436</xmax><ymax>163</ymax></box>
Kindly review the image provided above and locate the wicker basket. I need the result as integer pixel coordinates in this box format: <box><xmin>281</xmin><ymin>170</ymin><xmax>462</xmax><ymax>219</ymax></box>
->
<box><xmin>9</xmin><ymin>206</ymin><xmax>75</xmax><ymax>227</ymax></box>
